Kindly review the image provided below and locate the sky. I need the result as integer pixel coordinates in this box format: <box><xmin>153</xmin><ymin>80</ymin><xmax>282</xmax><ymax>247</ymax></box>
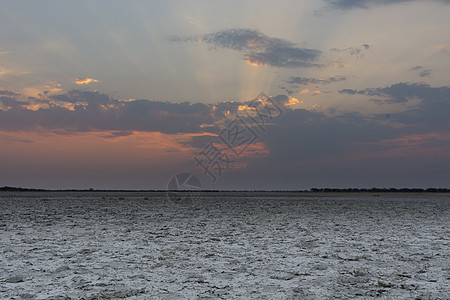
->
<box><xmin>1</xmin><ymin>0</ymin><xmax>450</xmax><ymax>190</ymax></box>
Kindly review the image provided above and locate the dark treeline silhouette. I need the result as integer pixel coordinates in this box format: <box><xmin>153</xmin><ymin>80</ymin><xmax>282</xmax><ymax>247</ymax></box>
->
<box><xmin>1</xmin><ymin>186</ymin><xmax>450</xmax><ymax>193</ymax></box>
<box><xmin>309</xmin><ymin>188</ymin><xmax>450</xmax><ymax>193</ymax></box>
<box><xmin>0</xmin><ymin>186</ymin><xmax>46</xmax><ymax>192</ymax></box>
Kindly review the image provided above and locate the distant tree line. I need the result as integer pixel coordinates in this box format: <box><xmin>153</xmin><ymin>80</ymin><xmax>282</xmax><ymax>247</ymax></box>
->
<box><xmin>309</xmin><ymin>188</ymin><xmax>450</xmax><ymax>193</ymax></box>
<box><xmin>0</xmin><ymin>186</ymin><xmax>46</xmax><ymax>192</ymax></box>
<box><xmin>1</xmin><ymin>186</ymin><xmax>450</xmax><ymax>193</ymax></box>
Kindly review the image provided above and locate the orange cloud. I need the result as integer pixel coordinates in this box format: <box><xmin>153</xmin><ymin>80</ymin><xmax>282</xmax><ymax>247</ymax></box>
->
<box><xmin>300</xmin><ymin>89</ymin><xmax>309</xmax><ymax>94</ymax></box>
<box><xmin>244</xmin><ymin>58</ymin><xmax>267</xmax><ymax>67</ymax></box>
<box><xmin>0</xmin><ymin>67</ymin><xmax>8</xmax><ymax>78</ymax></box>
<box><xmin>312</xmin><ymin>90</ymin><xmax>322</xmax><ymax>96</ymax></box>
<box><xmin>75</xmin><ymin>77</ymin><xmax>99</xmax><ymax>85</ymax></box>
<box><xmin>19</xmin><ymin>82</ymin><xmax>62</xmax><ymax>98</ymax></box>
<box><xmin>284</xmin><ymin>96</ymin><xmax>300</xmax><ymax>107</ymax></box>
<box><xmin>119</xmin><ymin>98</ymin><xmax>135</xmax><ymax>103</ymax></box>
<box><xmin>237</xmin><ymin>105</ymin><xmax>255</xmax><ymax>111</ymax></box>
<box><xmin>329</xmin><ymin>61</ymin><xmax>346</xmax><ymax>68</ymax></box>
<box><xmin>436</xmin><ymin>44</ymin><xmax>448</xmax><ymax>53</ymax></box>
<box><xmin>23</xmin><ymin>104</ymin><xmax>41</xmax><ymax>111</ymax></box>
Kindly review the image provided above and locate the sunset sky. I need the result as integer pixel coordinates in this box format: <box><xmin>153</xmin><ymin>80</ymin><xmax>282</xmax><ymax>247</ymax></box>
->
<box><xmin>1</xmin><ymin>0</ymin><xmax>450</xmax><ymax>190</ymax></box>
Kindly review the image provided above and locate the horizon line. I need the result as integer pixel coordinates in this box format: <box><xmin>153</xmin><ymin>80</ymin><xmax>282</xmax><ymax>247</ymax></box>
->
<box><xmin>1</xmin><ymin>186</ymin><xmax>450</xmax><ymax>193</ymax></box>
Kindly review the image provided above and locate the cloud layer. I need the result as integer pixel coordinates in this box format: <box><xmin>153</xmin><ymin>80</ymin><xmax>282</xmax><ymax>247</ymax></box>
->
<box><xmin>0</xmin><ymin>90</ymin><xmax>296</xmax><ymax>136</ymax></box>
<box><xmin>0</xmin><ymin>90</ymin><xmax>212</xmax><ymax>134</ymax></box>
<box><xmin>1</xmin><ymin>82</ymin><xmax>449</xmax><ymax>189</ymax></box>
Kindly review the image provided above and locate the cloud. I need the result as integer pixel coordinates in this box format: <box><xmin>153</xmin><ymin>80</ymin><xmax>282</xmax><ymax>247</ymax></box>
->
<box><xmin>0</xmin><ymin>96</ymin><xmax>28</xmax><ymax>110</ymax></box>
<box><xmin>0</xmin><ymin>90</ymin><xmax>215</xmax><ymax>134</ymax></box>
<box><xmin>339</xmin><ymin>88</ymin><xmax>369</xmax><ymax>95</ymax></box>
<box><xmin>330</xmin><ymin>44</ymin><xmax>371</xmax><ymax>58</ymax></box>
<box><xmin>284</xmin><ymin>97</ymin><xmax>300</xmax><ymax>107</ymax></box>
<box><xmin>0</xmin><ymin>90</ymin><xmax>296</xmax><ymax>138</ymax></box>
<box><xmin>340</xmin><ymin>82</ymin><xmax>448</xmax><ymax>102</ymax></box>
<box><xmin>329</xmin><ymin>61</ymin><xmax>346</xmax><ymax>68</ymax></box>
<box><xmin>101</xmin><ymin>131</ymin><xmax>134</xmax><ymax>139</ymax></box>
<box><xmin>0</xmin><ymin>133</ymin><xmax>34</xmax><ymax>144</ymax></box>
<box><xmin>4</xmin><ymin>85</ymin><xmax>447</xmax><ymax>141</ymax></box>
<box><xmin>75</xmin><ymin>77</ymin><xmax>99</xmax><ymax>85</ymax></box>
<box><xmin>0</xmin><ymin>67</ymin><xmax>9</xmax><ymax>79</ymax></box>
<box><xmin>324</xmin><ymin>0</ymin><xmax>450</xmax><ymax>10</ymax></box>
<box><xmin>283</xmin><ymin>76</ymin><xmax>346</xmax><ymax>95</ymax></box>
<box><xmin>288</xmin><ymin>76</ymin><xmax>346</xmax><ymax>85</ymax></box>
<box><xmin>244</xmin><ymin>46</ymin><xmax>321</xmax><ymax>68</ymax></box>
<box><xmin>261</xmin><ymin>109</ymin><xmax>393</xmax><ymax>163</ymax></box>
<box><xmin>196</xmin><ymin>28</ymin><xmax>274</xmax><ymax>51</ymax></box>
<box><xmin>410</xmin><ymin>66</ymin><xmax>432</xmax><ymax>77</ymax></box>
<box><xmin>340</xmin><ymin>82</ymin><xmax>450</xmax><ymax>132</ymax></box>
<box><xmin>376</xmin><ymin>83</ymin><xmax>450</xmax><ymax>128</ymax></box>
<box><xmin>172</xmin><ymin>28</ymin><xmax>321</xmax><ymax>68</ymax></box>
<box><xmin>230</xmin><ymin>99</ymin><xmax>450</xmax><ymax>189</ymax></box>
<box><xmin>325</xmin><ymin>0</ymin><xmax>410</xmax><ymax>9</ymax></box>
<box><xmin>418</xmin><ymin>69</ymin><xmax>432</xmax><ymax>78</ymax></box>
<box><xmin>436</xmin><ymin>44</ymin><xmax>448</xmax><ymax>53</ymax></box>
<box><xmin>0</xmin><ymin>90</ymin><xmax>20</xmax><ymax>96</ymax></box>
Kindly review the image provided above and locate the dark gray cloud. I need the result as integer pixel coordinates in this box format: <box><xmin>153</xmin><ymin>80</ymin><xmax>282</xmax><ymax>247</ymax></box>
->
<box><xmin>377</xmin><ymin>83</ymin><xmax>450</xmax><ymax>128</ymax></box>
<box><xmin>340</xmin><ymin>82</ymin><xmax>450</xmax><ymax>130</ymax></box>
<box><xmin>325</xmin><ymin>0</ymin><xmax>450</xmax><ymax>10</ymax></box>
<box><xmin>0</xmin><ymin>90</ymin><xmax>20</xmax><ymax>96</ymax></box>
<box><xmin>245</xmin><ymin>45</ymin><xmax>321</xmax><ymax>68</ymax></box>
<box><xmin>410</xmin><ymin>66</ymin><xmax>432</xmax><ymax>77</ymax></box>
<box><xmin>339</xmin><ymin>88</ymin><xmax>368</xmax><ymax>95</ymax></box>
<box><xmin>262</xmin><ymin>109</ymin><xmax>395</xmax><ymax>163</ymax></box>
<box><xmin>288</xmin><ymin>76</ymin><xmax>347</xmax><ymax>85</ymax></box>
<box><xmin>197</xmin><ymin>28</ymin><xmax>276</xmax><ymax>51</ymax></box>
<box><xmin>50</xmin><ymin>90</ymin><xmax>112</xmax><ymax>104</ymax></box>
<box><xmin>172</xmin><ymin>28</ymin><xmax>321</xmax><ymax>68</ymax></box>
<box><xmin>418</xmin><ymin>69</ymin><xmax>432</xmax><ymax>77</ymax></box>
<box><xmin>0</xmin><ymin>96</ymin><xmax>28</xmax><ymax>109</ymax></box>
<box><xmin>330</xmin><ymin>44</ymin><xmax>370</xmax><ymax>57</ymax></box>
<box><xmin>341</xmin><ymin>82</ymin><xmax>449</xmax><ymax>102</ymax></box>
<box><xmin>102</xmin><ymin>131</ymin><xmax>134</xmax><ymax>139</ymax></box>
<box><xmin>282</xmin><ymin>76</ymin><xmax>346</xmax><ymax>94</ymax></box>
<box><xmin>220</xmin><ymin>102</ymin><xmax>450</xmax><ymax>189</ymax></box>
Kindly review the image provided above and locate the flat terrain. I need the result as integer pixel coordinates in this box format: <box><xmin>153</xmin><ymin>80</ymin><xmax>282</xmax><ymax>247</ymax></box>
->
<box><xmin>0</xmin><ymin>192</ymin><xmax>449</xmax><ymax>299</ymax></box>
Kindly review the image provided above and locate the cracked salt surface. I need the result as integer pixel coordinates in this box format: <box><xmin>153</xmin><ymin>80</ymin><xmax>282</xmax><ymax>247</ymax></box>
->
<box><xmin>0</xmin><ymin>191</ymin><xmax>449</xmax><ymax>299</ymax></box>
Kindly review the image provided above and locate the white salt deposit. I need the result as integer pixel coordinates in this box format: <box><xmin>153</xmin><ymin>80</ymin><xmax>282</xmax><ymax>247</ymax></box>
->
<box><xmin>0</xmin><ymin>192</ymin><xmax>449</xmax><ymax>299</ymax></box>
